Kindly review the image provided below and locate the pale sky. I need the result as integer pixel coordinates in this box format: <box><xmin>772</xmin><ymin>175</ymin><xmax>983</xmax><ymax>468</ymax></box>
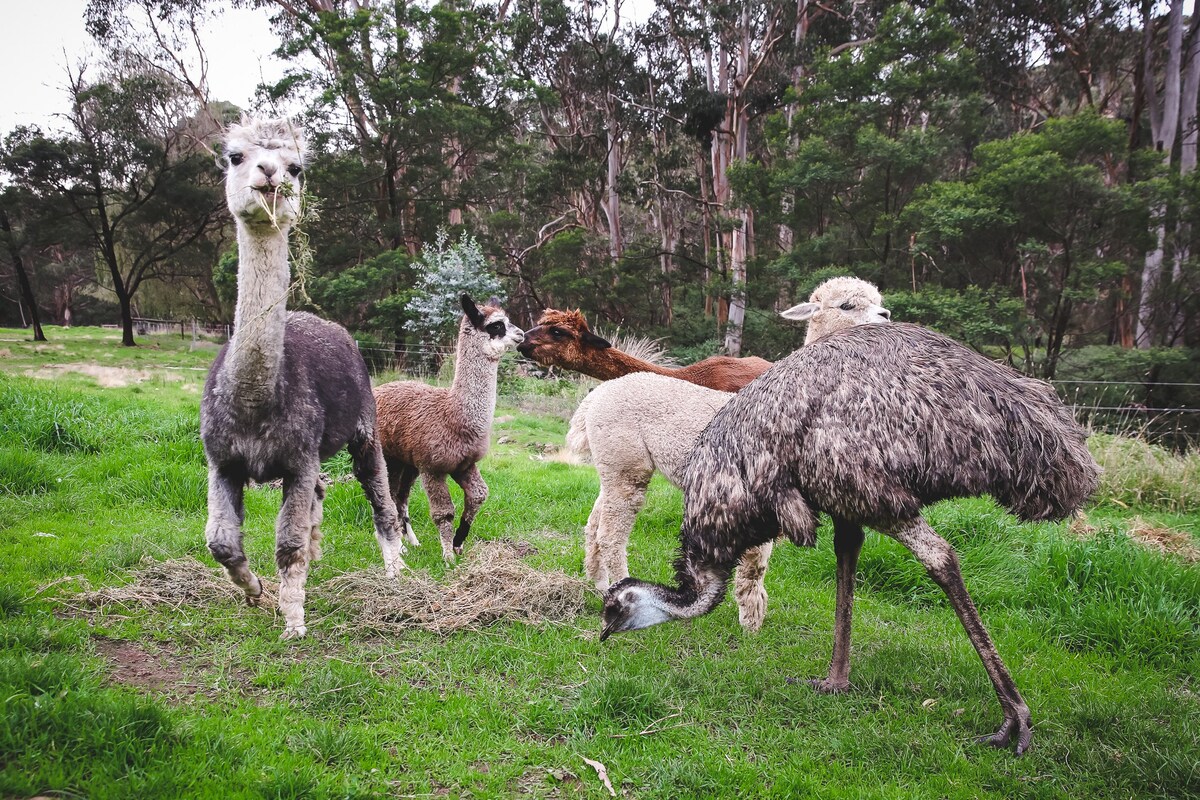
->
<box><xmin>0</xmin><ymin>0</ymin><xmax>287</xmax><ymax>136</ymax></box>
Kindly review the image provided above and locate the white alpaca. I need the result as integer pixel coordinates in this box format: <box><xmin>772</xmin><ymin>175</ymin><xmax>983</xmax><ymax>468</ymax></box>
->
<box><xmin>374</xmin><ymin>295</ymin><xmax>525</xmax><ymax>562</ymax></box>
<box><xmin>567</xmin><ymin>277</ymin><xmax>890</xmax><ymax>631</ymax></box>
<box><xmin>201</xmin><ymin>118</ymin><xmax>407</xmax><ymax>640</ymax></box>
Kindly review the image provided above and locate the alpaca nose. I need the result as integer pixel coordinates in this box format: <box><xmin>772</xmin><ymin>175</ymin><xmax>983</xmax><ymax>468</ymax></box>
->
<box><xmin>258</xmin><ymin>162</ymin><xmax>278</xmax><ymax>179</ymax></box>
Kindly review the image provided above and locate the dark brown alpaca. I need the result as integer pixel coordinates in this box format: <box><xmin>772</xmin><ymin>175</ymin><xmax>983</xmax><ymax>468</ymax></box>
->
<box><xmin>517</xmin><ymin>309</ymin><xmax>771</xmax><ymax>392</ymax></box>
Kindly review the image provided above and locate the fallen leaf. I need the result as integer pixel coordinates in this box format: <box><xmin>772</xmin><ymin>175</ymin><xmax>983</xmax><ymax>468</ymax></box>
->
<box><xmin>582</xmin><ymin>757</ymin><xmax>616</xmax><ymax>797</ymax></box>
<box><xmin>921</xmin><ymin>698</ymin><xmax>938</xmax><ymax>709</ymax></box>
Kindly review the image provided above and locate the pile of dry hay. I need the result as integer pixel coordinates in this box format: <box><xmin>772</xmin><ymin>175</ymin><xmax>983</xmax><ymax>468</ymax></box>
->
<box><xmin>72</xmin><ymin>555</ymin><xmax>278</xmax><ymax>612</ymax></box>
<box><xmin>69</xmin><ymin>541</ymin><xmax>593</xmax><ymax>634</ymax></box>
<box><xmin>320</xmin><ymin>540</ymin><xmax>593</xmax><ymax>635</ymax></box>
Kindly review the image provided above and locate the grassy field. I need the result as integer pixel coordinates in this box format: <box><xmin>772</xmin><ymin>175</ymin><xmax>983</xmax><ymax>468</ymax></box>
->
<box><xmin>0</xmin><ymin>325</ymin><xmax>1198</xmax><ymax>799</ymax></box>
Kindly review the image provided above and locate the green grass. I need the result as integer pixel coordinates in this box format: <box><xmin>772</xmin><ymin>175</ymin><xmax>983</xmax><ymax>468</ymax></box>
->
<box><xmin>0</xmin><ymin>326</ymin><xmax>1198</xmax><ymax>799</ymax></box>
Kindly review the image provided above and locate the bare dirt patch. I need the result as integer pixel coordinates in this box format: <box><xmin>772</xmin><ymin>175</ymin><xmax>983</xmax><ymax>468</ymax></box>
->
<box><xmin>94</xmin><ymin>637</ymin><xmax>195</xmax><ymax>694</ymax></box>
<box><xmin>24</xmin><ymin>363</ymin><xmax>185</xmax><ymax>387</ymax></box>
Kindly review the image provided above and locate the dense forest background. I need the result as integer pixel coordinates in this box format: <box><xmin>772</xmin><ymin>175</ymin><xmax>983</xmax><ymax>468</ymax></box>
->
<box><xmin>1</xmin><ymin>0</ymin><xmax>1198</xmax><ymax>425</ymax></box>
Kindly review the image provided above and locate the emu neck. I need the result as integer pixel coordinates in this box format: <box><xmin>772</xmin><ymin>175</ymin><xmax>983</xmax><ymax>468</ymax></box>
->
<box><xmin>451</xmin><ymin>337</ymin><xmax>499</xmax><ymax>435</ymax></box>
<box><xmin>581</xmin><ymin>346</ymin><xmax>675</xmax><ymax>381</ymax></box>
<box><xmin>225</xmin><ymin>224</ymin><xmax>291</xmax><ymax>407</ymax></box>
<box><xmin>659</xmin><ymin>562</ymin><xmax>731</xmax><ymax>621</ymax></box>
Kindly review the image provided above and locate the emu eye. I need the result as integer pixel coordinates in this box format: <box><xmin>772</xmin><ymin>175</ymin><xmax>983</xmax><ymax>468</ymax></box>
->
<box><xmin>287</xmin><ymin>163</ymin><xmax>302</xmax><ymax>177</ymax></box>
<box><xmin>839</xmin><ymin>302</ymin><xmax>855</xmax><ymax>311</ymax></box>
<box><xmin>228</xmin><ymin>152</ymin><xmax>244</xmax><ymax>166</ymax></box>
<box><xmin>486</xmin><ymin>321</ymin><xmax>506</xmax><ymax>337</ymax></box>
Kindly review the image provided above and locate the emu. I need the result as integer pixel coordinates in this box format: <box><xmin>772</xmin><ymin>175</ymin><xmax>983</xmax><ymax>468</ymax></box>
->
<box><xmin>200</xmin><ymin>118</ymin><xmax>407</xmax><ymax>640</ymax></box>
<box><xmin>374</xmin><ymin>295</ymin><xmax>525</xmax><ymax>562</ymax></box>
<box><xmin>600</xmin><ymin>323</ymin><xmax>1100</xmax><ymax>755</ymax></box>
<box><xmin>518</xmin><ymin>308</ymin><xmax>772</xmax><ymax>391</ymax></box>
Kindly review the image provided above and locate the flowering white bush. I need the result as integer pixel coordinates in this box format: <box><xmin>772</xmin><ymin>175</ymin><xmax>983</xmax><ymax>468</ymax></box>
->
<box><xmin>405</xmin><ymin>229</ymin><xmax>502</xmax><ymax>348</ymax></box>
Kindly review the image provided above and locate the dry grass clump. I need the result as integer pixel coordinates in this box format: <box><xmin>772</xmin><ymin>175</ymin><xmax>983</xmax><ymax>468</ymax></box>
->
<box><xmin>1069</xmin><ymin>513</ymin><xmax>1198</xmax><ymax>563</ymax></box>
<box><xmin>1088</xmin><ymin>433</ymin><xmax>1200</xmax><ymax>512</ymax></box>
<box><xmin>321</xmin><ymin>540</ymin><xmax>593</xmax><ymax>635</ymax></box>
<box><xmin>72</xmin><ymin>556</ymin><xmax>278</xmax><ymax>612</ymax></box>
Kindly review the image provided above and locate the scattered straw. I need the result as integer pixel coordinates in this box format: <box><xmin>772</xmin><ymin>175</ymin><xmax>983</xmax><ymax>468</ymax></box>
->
<box><xmin>1126</xmin><ymin>517</ymin><xmax>1200</xmax><ymax>563</ymax></box>
<box><xmin>320</xmin><ymin>540</ymin><xmax>593</xmax><ymax>635</ymax></box>
<box><xmin>73</xmin><ymin>555</ymin><xmax>278</xmax><ymax>613</ymax></box>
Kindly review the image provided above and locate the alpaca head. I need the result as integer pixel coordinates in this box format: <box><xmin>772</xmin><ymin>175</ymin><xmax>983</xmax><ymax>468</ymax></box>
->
<box><xmin>460</xmin><ymin>294</ymin><xmax>524</xmax><ymax>362</ymax></box>
<box><xmin>517</xmin><ymin>308</ymin><xmax>612</xmax><ymax>370</ymax></box>
<box><xmin>599</xmin><ymin>578</ymin><xmax>677</xmax><ymax>640</ymax></box>
<box><xmin>222</xmin><ymin>117</ymin><xmax>306</xmax><ymax>231</ymax></box>
<box><xmin>780</xmin><ymin>277</ymin><xmax>890</xmax><ymax>343</ymax></box>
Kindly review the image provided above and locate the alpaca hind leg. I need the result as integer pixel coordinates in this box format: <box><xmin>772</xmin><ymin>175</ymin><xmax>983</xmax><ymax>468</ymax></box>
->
<box><xmin>595</xmin><ymin>477</ymin><xmax>648</xmax><ymax>590</ymax></box>
<box><xmin>387</xmin><ymin>460</ymin><xmax>421</xmax><ymax>548</ymax></box>
<box><xmin>809</xmin><ymin>518</ymin><xmax>864</xmax><ymax>693</ymax></box>
<box><xmin>450</xmin><ymin>464</ymin><xmax>488</xmax><ymax>556</ymax></box>
<box><xmin>420</xmin><ymin>473</ymin><xmax>458</xmax><ymax>563</ymax></box>
<box><xmin>204</xmin><ymin>465</ymin><xmax>262</xmax><ymax>603</ymax></box>
<box><xmin>308</xmin><ymin>478</ymin><xmax>326</xmax><ymax>563</ymax></box>
<box><xmin>582</xmin><ymin>491</ymin><xmax>605</xmax><ymax>586</ymax></box>
<box><xmin>734</xmin><ymin>540</ymin><xmax>773</xmax><ymax>632</ymax></box>
<box><xmin>276</xmin><ymin>470</ymin><xmax>319</xmax><ymax>639</ymax></box>
<box><xmin>887</xmin><ymin>517</ymin><xmax>1032</xmax><ymax>755</ymax></box>
<box><xmin>349</xmin><ymin>434</ymin><xmax>409</xmax><ymax>577</ymax></box>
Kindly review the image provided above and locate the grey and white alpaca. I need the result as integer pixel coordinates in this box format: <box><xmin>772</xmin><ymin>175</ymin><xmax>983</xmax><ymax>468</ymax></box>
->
<box><xmin>200</xmin><ymin>118</ymin><xmax>408</xmax><ymax>640</ymax></box>
<box><xmin>374</xmin><ymin>294</ymin><xmax>525</xmax><ymax>562</ymax></box>
<box><xmin>567</xmin><ymin>277</ymin><xmax>890</xmax><ymax>631</ymax></box>
<box><xmin>600</xmin><ymin>322</ymin><xmax>1100</xmax><ymax>755</ymax></box>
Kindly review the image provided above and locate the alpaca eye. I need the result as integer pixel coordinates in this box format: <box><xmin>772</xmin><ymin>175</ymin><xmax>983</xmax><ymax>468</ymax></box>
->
<box><xmin>287</xmin><ymin>164</ymin><xmax>302</xmax><ymax>177</ymax></box>
<box><xmin>550</xmin><ymin>327</ymin><xmax>568</xmax><ymax>338</ymax></box>
<box><xmin>839</xmin><ymin>302</ymin><xmax>855</xmax><ymax>311</ymax></box>
<box><xmin>228</xmin><ymin>153</ymin><xmax>244</xmax><ymax>166</ymax></box>
<box><xmin>486</xmin><ymin>321</ymin><xmax>506</xmax><ymax>337</ymax></box>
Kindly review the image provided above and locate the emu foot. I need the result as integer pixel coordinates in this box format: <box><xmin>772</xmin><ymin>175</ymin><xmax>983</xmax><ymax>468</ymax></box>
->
<box><xmin>806</xmin><ymin>677</ymin><xmax>851</xmax><ymax>695</ymax></box>
<box><xmin>978</xmin><ymin>712</ymin><xmax>1033</xmax><ymax>756</ymax></box>
<box><xmin>280</xmin><ymin>624</ymin><xmax>307</xmax><ymax>640</ymax></box>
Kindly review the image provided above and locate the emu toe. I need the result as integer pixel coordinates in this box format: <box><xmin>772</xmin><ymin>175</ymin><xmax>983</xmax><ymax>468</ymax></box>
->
<box><xmin>979</xmin><ymin>713</ymin><xmax>1033</xmax><ymax>756</ymax></box>
<box><xmin>806</xmin><ymin>677</ymin><xmax>851</xmax><ymax>695</ymax></box>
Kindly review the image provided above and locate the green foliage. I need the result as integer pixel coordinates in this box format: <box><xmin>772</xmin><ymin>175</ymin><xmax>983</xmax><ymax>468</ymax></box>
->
<box><xmin>886</xmin><ymin>285</ymin><xmax>1031</xmax><ymax>348</ymax></box>
<box><xmin>404</xmin><ymin>229</ymin><xmax>502</xmax><ymax>348</ymax></box>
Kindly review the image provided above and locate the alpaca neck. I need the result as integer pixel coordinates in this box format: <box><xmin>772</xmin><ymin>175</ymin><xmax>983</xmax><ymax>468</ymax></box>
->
<box><xmin>225</xmin><ymin>224</ymin><xmax>292</xmax><ymax>406</ymax></box>
<box><xmin>581</xmin><ymin>346</ymin><xmax>674</xmax><ymax>381</ymax></box>
<box><xmin>451</xmin><ymin>335</ymin><xmax>500</xmax><ymax>435</ymax></box>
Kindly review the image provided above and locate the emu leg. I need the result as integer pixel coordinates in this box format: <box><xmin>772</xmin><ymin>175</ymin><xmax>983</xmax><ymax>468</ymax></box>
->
<box><xmin>420</xmin><ymin>473</ymin><xmax>458</xmax><ymax>563</ymax></box>
<box><xmin>733</xmin><ymin>541</ymin><xmax>774</xmax><ymax>632</ymax></box>
<box><xmin>888</xmin><ymin>517</ymin><xmax>1033</xmax><ymax>755</ymax></box>
<box><xmin>809</xmin><ymin>518</ymin><xmax>864</xmax><ymax>693</ymax></box>
<box><xmin>204</xmin><ymin>465</ymin><xmax>262</xmax><ymax>603</ymax></box>
<box><xmin>276</xmin><ymin>470</ymin><xmax>318</xmax><ymax>639</ymax></box>
<box><xmin>595</xmin><ymin>475</ymin><xmax>648</xmax><ymax>590</ymax></box>
<box><xmin>349</xmin><ymin>434</ymin><xmax>410</xmax><ymax>576</ymax></box>
<box><xmin>450</xmin><ymin>464</ymin><xmax>489</xmax><ymax>556</ymax></box>
<box><xmin>582</xmin><ymin>491</ymin><xmax>605</xmax><ymax>586</ymax></box>
<box><xmin>387</xmin><ymin>460</ymin><xmax>421</xmax><ymax>548</ymax></box>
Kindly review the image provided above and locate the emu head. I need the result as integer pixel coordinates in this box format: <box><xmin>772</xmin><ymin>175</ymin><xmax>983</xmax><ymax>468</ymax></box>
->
<box><xmin>516</xmin><ymin>308</ymin><xmax>612</xmax><ymax>370</ymax></box>
<box><xmin>600</xmin><ymin>578</ymin><xmax>676</xmax><ymax>641</ymax></box>
<box><xmin>461</xmin><ymin>293</ymin><xmax>524</xmax><ymax>361</ymax></box>
<box><xmin>222</xmin><ymin>117</ymin><xmax>306</xmax><ymax>231</ymax></box>
<box><xmin>780</xmin><ymin>276</ymin><xmax>890</xmax><ymax>344</ymax></box>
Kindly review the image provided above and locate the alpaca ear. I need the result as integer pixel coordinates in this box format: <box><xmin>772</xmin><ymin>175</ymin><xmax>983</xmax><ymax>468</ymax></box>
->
<box><xmin>461</xmin><ymin>294</ymin><xmax>486</xmax><ymax>328</ymax></box>
<box><xmin>780</xmin><ymin>302</ymin><xmax>819</xmax><ymax>322</ymax></box>
<box><xmin>580</xmin><ymin>329</ymin><xmax>611</xmax><ymax>349</ymax></box>
<box><xmin>487</xmin><ymin>296</ymin><xmax>501</xmax><ymax>308</ymax></box>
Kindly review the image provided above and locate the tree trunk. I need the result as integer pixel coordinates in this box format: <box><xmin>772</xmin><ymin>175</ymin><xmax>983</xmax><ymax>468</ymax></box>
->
<box><xmin>1136</xmin><ymin>0</ymin><xmax>1184</xmax><ymax>348</ymax></box>
<box><xmin>0</xmin><ymin>208</ymin><xmax>46</xmax><ymax>342</ymax></box>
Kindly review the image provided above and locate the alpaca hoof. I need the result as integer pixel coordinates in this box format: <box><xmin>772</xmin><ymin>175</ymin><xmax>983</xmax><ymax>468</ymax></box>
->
<box><xmin>806</xmin><ymin>677</ymin><xmax>850</xmax><ymax>694</ymax></box>
<box><xmin>442</xmin><ymin>550</ymin><xmax>457</xmax><ymax>565</ymax></box>
<box><xmin>280</xmin><ymin>624</ymin><xmax>307</xmax><ymax>640</ymax></box>
<box><xmin>453</xmin><ymin>544</ymin><xmax>464</xmax><ymax>557</ymax></box>
<box><xmin>244</xmin><ymin>577</ymin><xmax>264</xmax><ymax>606</ymax></box>
<box><xmin>404</xmin><ymin>525</ymin><xmax>420</xmax><ymax>547</ymax></box>
<box><xmin>977</xmin><ymin>714</ymin><xmax>1033</xmax><ymax>755</ymax></box>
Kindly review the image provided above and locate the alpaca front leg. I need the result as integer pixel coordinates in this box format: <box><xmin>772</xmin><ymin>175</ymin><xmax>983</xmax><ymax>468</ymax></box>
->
<box><xmin>451</xmin><ymin>464</ymin><xmax>488</xmax><ymax>556</ymax></box>
<box><xmin>276</xmin><ymin>471</ymin><xmax>318</xmax><ymax>639</ymax></box>
<box><xmin>308</xmin><ymin>478</ymin><xmax>325</xmax><ymax>563</ymax></box>
<box><xmin>420</xmin><ymin>473</ymin><xmax>458</xmax><ymax>563</ymax></box>
<box><xmin>596</xmin><ymin>479</ymin><xmax>648</xmax><ymax>589</ymax></box>
<box><xmin>204</xmin><ymin>465</ymin><xmax>262</xmax><ymax>603</ymax></box>
<box><xmin>350</xmin><ymin>435</ymin><xmax>409</xmax><ymax>576</ymax></box>
<box><xmin>733</xmin><ymin>540</ymin><xmax>773</xmax><ymax>632</ymax></box>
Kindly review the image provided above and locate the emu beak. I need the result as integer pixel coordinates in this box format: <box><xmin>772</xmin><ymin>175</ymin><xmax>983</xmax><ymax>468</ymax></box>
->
<box><xmin>599</xmin><ymin>620</ymin><xmax>618</xmax><ymax>641</ymax></box>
